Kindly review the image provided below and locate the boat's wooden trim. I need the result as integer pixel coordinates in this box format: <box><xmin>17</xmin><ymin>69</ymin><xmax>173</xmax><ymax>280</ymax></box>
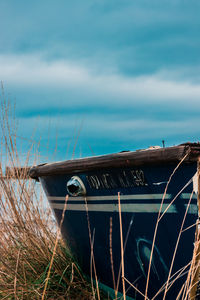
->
<box><xmin>29</xmin><ymin>144</ymin><xmax>200</xmax><ymax>179</ymax></box>
<box><xmin>5</xmin><ymin>167</ymin><xmax>31</xmax><ymax>179</ymax></box>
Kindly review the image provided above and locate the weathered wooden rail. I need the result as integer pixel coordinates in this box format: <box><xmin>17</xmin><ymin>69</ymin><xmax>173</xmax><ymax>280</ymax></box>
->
<box><xmin>1</xmin><ymin>167</ymin><xmax>31</xmax><ymax>179</ymax></box>
<box><xmin>29</xmin><ymin>143</ymin><xmax>200</xmax><ymax>179</ymax></box>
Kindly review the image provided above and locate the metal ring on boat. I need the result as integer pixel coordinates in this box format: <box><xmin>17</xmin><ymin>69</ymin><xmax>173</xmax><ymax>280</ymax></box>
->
<box><xmin>66</xmin><ymin>176</ymin><xmax>86</xmax><ymax>196</ymax></box>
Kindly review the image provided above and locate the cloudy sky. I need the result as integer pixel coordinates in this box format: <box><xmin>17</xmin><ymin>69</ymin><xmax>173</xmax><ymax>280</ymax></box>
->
<box><xmin>0</xmin><ymin>0</ymin><xmax>200</xmax><ymax>162</ymax></box>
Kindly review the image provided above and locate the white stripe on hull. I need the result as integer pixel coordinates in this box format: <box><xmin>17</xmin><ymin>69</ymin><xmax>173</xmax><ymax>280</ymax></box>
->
<box><xmin>48</xmin><ymin>193</ymin><xmax>172</xmax><ymax>201</ymax></box>
<box><xmin>48</xmin><ymin>193</ymin><xmax>196</xmax><ymax>202</ymax></box>
<box><xmin>50</xmin><ymin>203</ymin><xmax>197</xmax><ymax>214</ymax></box>
<box><xmin>180</xmin><ymin>193</ymin><xmax>197</xmax><ymax>199</ymax></box>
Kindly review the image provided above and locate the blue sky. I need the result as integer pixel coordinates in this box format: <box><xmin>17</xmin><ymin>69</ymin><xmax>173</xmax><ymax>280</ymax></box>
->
<box><xmin>1</xmin><ymin>0</ymin><xmax>200</xmax><ymax>162</ymax></box>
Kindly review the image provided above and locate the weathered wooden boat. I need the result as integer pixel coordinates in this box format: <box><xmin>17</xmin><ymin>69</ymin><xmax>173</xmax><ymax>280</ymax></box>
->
<box><xmin>29</xmin><ymin>143</ymin><xmax>200</xmax><ymax>299</ymax></box>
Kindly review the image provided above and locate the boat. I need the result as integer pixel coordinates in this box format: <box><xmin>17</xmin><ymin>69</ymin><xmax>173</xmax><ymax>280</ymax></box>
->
<box><xmin>29</xmin><ymin>143</ymin><xmax>200</xmax><ymax>299</ymax></box>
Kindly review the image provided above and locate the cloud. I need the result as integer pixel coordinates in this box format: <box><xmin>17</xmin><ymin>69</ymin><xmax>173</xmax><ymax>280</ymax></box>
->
<box><xmin>0</xmin><ymin>1</ymin><xmax>200</xmax><ymax>159</ymax></box>
<box><xmin>0</xmin><ymin>52</ymin><xmax>199</xmax><ymax>159</ymax></box>
<box><xmin>17</xmin><ymin>113</ymin><xmax>200</xmax><ymax>138</ymax></box>
<box><xmin>1</xmin><ymin>0</ymin><xmax>200</xmax><ymax>77</ymax></box>
<box><xmin>1</xmin><ymin>54</ymin><xmax>200</xmax><ymax>108</ymax></box>
<box><xmin>14</xmin><ymin>112</ymin><xmax>200</xmax><ymax>159</ymax></box>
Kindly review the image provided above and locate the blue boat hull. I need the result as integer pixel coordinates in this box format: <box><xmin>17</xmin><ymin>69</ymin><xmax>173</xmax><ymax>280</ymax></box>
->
<box><xmin>40</xmin><ymin>162</ymin><xmax>198</xmax><ymax>299</ymax></box>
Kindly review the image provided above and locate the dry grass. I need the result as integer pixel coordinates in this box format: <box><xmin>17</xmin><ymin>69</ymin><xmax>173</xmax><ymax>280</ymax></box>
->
<box><xmin>0</xmin><ymin>89</ymin><xmax>97</xmax><ymax>299</ymax></box>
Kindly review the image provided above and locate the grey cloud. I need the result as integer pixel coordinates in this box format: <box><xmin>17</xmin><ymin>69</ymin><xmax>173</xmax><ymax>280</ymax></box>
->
<box><xmin>0</xmin><ymin>0</ymin><xmax>200</xmax><ymax>159</ymax></box>
<box><xmin>15</xmin><ymin>113</ymin><xmax>200</xmax><ymax>160</ymax></box>
<box><xmin>0</xmin><ymin>0</ymin><xmax>200</xmax><ymax>78</ymax></box>
<box><xmin>1</xmin><ymin>54</ymin><xmax>200</xmax><ymax>108</ymax></box>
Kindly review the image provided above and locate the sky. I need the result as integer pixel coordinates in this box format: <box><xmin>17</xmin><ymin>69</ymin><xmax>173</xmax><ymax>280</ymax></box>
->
<box><xmin>0</xmin><ymin>0</ymin><xmax>200</xmax><ymax>162</ymax></box>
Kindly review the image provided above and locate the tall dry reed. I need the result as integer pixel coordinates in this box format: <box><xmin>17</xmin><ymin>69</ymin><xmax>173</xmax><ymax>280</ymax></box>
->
<box><xmin>0</xmin><ymin>88</ymin><xmax>95</xmax><ymax>299</ymax></box>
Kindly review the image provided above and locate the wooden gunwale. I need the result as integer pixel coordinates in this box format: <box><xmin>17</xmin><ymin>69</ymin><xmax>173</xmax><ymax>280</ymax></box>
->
<box><xmin>29</xmin><ymin>144</ymin><xmax>200</xmax><ymax>179</ymax></box>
